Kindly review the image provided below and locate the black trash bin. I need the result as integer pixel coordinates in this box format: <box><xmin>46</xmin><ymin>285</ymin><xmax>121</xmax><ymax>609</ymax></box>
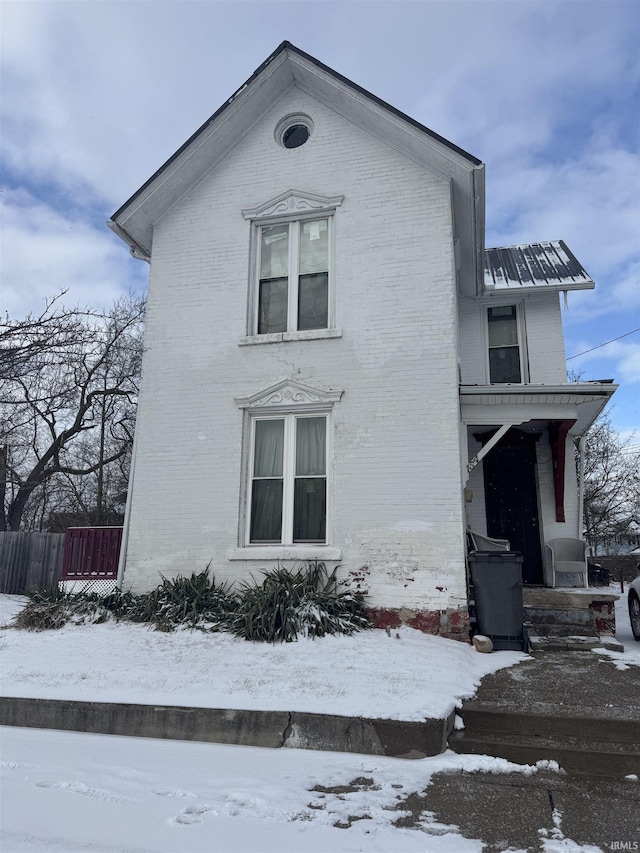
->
<box><xmin>468</xmin><ymin>551</ymin><xmax>526</xmax><ymax>651</ymax></box>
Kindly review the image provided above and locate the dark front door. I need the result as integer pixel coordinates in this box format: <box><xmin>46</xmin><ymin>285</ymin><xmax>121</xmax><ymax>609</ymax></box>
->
<box><xmin>482</xmin><ymin>431</ymin><xmax>543</xmax><ymax>585</ymax></box>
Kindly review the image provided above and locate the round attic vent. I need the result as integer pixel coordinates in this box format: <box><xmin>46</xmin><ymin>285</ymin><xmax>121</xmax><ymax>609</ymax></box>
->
<box><xmin>275</xmin><ymin>114</ymin><xmax>314</xmax><ymax>149</ymax></box>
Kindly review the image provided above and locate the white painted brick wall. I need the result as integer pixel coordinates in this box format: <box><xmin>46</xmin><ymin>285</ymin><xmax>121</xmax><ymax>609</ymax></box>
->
<box><xmin>123</xmin><ymin>88</ymin><xmax>467</xmax><ymax>611</ymax></box>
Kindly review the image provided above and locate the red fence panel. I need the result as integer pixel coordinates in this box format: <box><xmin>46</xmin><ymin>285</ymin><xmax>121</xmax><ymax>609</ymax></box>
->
<box><xmin>60</xmin><ymin>527</ymin><xmax>123</xmax><ymax>581</ymax></box>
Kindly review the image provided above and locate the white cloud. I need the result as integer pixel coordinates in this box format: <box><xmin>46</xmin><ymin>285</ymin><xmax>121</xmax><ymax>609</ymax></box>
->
<box><xmin>0</xmin><ymin>189</ymin><xmax>146</xmax><ymax>318</ymax></box>
<box><xmin>1</xmin><ymin>0</ymin><xmax>638</xmax><ymax>431</ymax></box>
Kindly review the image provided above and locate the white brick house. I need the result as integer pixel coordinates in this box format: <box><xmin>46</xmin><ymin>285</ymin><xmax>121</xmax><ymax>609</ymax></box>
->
<box><xmin>109</xmin><ymin>42</ymin><xmax>615</xmax><ymax>637</ymax></box>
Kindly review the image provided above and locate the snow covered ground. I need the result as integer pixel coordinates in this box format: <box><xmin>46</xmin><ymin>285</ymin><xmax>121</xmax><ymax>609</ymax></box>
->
<box><xmin>1</xmin><ymin>592</ymin><xmax>636</xmax><ymax>852</ymax></box>
<box><xmin>0</xmin><ymin>595</ymin><xmax>528</xmax><ymax>721</ymax></box>
<box><xmin>2</xmin><ymin>725</ymin><xmax>597</xmax><ymax>853</ymax></box>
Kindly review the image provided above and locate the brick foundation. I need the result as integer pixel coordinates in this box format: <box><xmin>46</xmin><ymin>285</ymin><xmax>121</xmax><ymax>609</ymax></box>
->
<box><xmin>366</xmin><ymin>607</ymin><xmax>471</xmax><ymax>642</ymax></box>
<box><xmin>589</xmin><ymin>600</ymin><xmax>616</xmax><ymax>635</ymax></box>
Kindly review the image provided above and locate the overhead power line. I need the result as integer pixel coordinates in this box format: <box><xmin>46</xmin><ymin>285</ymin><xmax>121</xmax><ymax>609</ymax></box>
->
<box><xmin>567</xmin><ymin>327</ymin><xmax>640</xmax><ymax>360</ymax></box>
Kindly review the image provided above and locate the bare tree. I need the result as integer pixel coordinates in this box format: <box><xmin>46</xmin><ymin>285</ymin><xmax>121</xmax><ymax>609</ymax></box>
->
<box><xmin>0</xmin><ymin>294</ymin><xmax>145</xmax><ymax>531</ymax></box>
<box><xmin>581</xmin><ymin>411</ymin><xmax>640</xmax><ymax>555</ymax></box>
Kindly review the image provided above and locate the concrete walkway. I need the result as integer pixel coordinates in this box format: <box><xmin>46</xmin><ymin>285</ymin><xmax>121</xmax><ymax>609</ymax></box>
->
<box><xmin>450</xmin><ymin>650</ymin><xmax>640</xmax><ymax>776</ymax></box>
<box><xmin>399</xmin><ymin>768</ymin><xmax>640</xmax><ymax>851</ymax></box>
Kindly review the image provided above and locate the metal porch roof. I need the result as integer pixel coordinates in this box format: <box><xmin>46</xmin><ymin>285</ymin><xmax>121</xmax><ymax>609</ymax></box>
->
<box><xmin>484</xmin><ymin>240</ymin><xmax>594</xmax><ymax>293</ymax></box>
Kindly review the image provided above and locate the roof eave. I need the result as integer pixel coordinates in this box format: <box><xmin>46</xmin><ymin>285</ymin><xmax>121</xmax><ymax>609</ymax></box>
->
<box><xmin>483</xmin><ymin>279</ymin><xmax>595</xmax><ymax>296</ymax></box>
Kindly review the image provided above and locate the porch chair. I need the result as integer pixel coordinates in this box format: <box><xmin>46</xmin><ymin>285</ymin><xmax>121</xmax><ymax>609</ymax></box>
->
<box><xmin>544</xmin><ymin>538</ymin><xmax>589</xmax><ymax>588</ymax></box>
<box><xmin>466</xmin><ymin>530</ymin><xmax>511</xmax><ymax>552</ymax></box>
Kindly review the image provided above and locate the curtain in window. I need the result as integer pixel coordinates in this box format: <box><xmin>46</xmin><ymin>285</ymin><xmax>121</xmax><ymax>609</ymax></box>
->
<box><xmin>261</xmin><ymin>225</ymin><xmax>288</xmax><ymax>278</ymax></box>
<box><xmin>250</xmin><ymin>419</ymin><xmax>284</xmax><ymax>542</ymax></box>
<box><xmin>259</xmin><ymin>225</ymin><xmax>289</xmax><ymax>334</ymax></box>
<box><xmin>295</xmin><ymin>417</ymin><xmax>326</xmax><ymax>475</ymax></box>
<box><xmin>298</xmin><ymin>220</ymin><xmax>328</xmax><ymax>331</ymax></box>
<box><xmin>294</xmin><ymin>417</ymin><xmax>326</xmax><ymax>542</ymax></box>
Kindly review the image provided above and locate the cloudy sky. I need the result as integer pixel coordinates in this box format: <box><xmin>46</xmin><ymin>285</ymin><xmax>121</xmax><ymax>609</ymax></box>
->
<box><xmin>1</xmin><ymin>0</ymin><xmax>639</xmax><ymax>434</ymax></box>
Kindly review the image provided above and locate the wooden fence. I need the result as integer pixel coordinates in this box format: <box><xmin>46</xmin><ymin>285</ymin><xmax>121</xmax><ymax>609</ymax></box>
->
<box><xmin>61</xmin><ymin>527</ymin><xmax>122</xmax><ymax>581</ymax></box>
<box><xmin>0</xmin><ymin>532</ymin><xmax>65</xmax><ymax>594</ymax></box>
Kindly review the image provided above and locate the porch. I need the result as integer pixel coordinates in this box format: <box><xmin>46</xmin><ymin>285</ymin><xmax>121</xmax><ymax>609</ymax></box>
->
<box><xmin>460</xmin><ymin>381</ymin><xmax>617</xmax><ymax>590</ymax></box>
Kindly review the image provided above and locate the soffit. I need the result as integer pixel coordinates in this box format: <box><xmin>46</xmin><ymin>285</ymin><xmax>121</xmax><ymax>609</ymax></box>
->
<box><xmin>460</xmin><ymin>382</ymin><xmax>617</xmax><ymax>436</ymax></box>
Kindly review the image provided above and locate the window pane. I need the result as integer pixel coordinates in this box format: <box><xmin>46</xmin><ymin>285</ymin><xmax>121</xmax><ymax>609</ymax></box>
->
<box><xmin>489</xmin><ymin>346</ymin><xmax>521</xmax><ymax>383</ymax></box>
<box><xmin>260</xmin><ymin>224</ymin><xmax>288</xmax><ymax>279</ymax></box>
<box><xmin>254</xmin><ymin>419</ymin><xmax>284</xmax><ymax>477</ymax></box>
<box><xmin>250</xmin><ymin>479</ymin><xmax>283</xmax><ymax>542</ymax></box>
<box><xmin>258</xmin><ymin>277</ymin><xmax>288</xmax><ymax>334</ymax></box>
<box><xmin>298</xmin><ymin>273</ymin><xmax>328</xmax><ymax>331</ymax></box>
<box><xmin>293</xmin><ymin>478</ymin><xmax>326</xmax><ymax>542</ymax></box>
<box><xmin>488</xmin><ymin>306</ymin><xmax>518</xmax><ymax>347</ymax></box>
<box><xmin>299</xmin><ymin>219</ymin><xmax>328</xmax><ymax>275</ymax></box>
<box><xmin>296</xmin><ymin>417</ymin><xmax>326</xmax><ymax>475</ymax></box>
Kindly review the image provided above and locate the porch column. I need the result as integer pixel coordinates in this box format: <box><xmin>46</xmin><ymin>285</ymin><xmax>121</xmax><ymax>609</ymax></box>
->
<box><xmin>548</xmin><ymin>420</ymin><xmax>576</xmax><ymax>523</ymax></box>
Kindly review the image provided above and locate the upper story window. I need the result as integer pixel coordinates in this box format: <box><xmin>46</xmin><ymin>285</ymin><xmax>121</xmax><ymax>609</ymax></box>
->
<box><xmin>487</xmin><ymin>304</ymin><xmax>527</xmax><ymax>383</ymax></box>
<box><xmin>242</xmin><ymin>189</ymin><xmax>344</xmax><ymax>341</ymax></box>
<box><xmin>258</xmin><ymin>218</ymin><xmax>329</xmax><ymax>334</ymax></box>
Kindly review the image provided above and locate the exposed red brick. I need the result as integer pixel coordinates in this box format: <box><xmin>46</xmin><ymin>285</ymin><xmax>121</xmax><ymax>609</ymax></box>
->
<box><xmin>365</xmin><ymin>608</ymin><xmax>402</xmax><ymax>629</ymax></box>
<box><xmin>406</xmin><ymin>610</ymin><xmax>441</xmax><ymax>633</ymax></box>
<box><xmin>590</xmin><ymin>601</ymin><xmax>616</xmax><ymax>635</ymax></box>
<box><xmin>447</xmin><ymin>609</ymin><xmax>471</xmax><ymax>629</ymax></box>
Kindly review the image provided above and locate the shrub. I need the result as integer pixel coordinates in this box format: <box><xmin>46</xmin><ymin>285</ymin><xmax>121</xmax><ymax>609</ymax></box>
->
<box><xmin>116</xmin><ymin>569</ymin><xmax>238</xmax><ymax>632</ymax></box>
<box><xmin>11</xmin><ymin>563</ymin><xmax>369</xmax><ymax>641</ymax></box>
<box><xmin>230</xmin><ymin>561</ymin><xmax>369</xmax><ymax>642</ymax></box>
<box><xmin>12</xmin><ymin>586</ymin><xmax>111</xmax><ymax>631</ymax></box>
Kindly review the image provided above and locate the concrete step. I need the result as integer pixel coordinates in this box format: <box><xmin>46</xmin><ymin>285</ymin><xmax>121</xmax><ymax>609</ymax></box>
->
<box><xmin>524</xmin><ymin>606</ymin><xmax>595</xmax><ymax>635</ymax></box>
<box><xmin>448</xmin><ymin>729</ymin><xmax>640</xmax><ymax>777</ymax></box>
<box><xmin>450</xmin><ymin>702</ymin><xmax>640</xmax><ymax>777</ymax></box>
<box><xmin>528</xmin><ymin>633</ymin><xmax>624</xmax><ymax>652</ymax></box>
<box><xmin>461</xmin><ymin>705</ymin><xmax>638</xmax><ymax>743</ymax></box>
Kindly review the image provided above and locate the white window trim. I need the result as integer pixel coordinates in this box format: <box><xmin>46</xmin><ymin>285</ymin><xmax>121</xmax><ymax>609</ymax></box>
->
<box><xmin>242</xmin><ymin>189</ymin><xmax>344</xmax><ymax>338</ymax></box>
<box><xmin>246</xmin><ymin>412</ymin><xmax>331</xmax><ymax>547</ymax></box>
<box><xmin>483</xmin><ymin>301</ymin><xmax>529</xmax><ymax>384</ymax></box>
<box><xmin>238</xmin><ymin>327</ymin><xmax>343</xmax><ymax>347</ymax></box>
<box><xmin>233</xmin><ymin>379</ymin><xmax>343</xmax><ymax>557</ymax></box>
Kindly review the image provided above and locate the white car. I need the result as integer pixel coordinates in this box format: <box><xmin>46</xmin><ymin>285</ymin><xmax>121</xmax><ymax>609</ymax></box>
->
<box><xmin>629</xmin><ymin>574</ymin><xmax>640</xmax><ymax>641</ymax></box>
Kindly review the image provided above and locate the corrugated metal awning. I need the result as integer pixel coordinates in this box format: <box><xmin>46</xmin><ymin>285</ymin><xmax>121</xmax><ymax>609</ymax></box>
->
<box><xmin>484</xmin><ymin>240</ymin><xmax>594</xmax><ymax>293</ymax></box>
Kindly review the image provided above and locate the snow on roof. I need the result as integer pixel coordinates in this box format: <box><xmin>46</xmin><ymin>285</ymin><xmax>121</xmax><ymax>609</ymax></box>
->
<box><xmin>484</xmin><ymin>240</ymin><xmax>595</xmax><ymax>292</ymax></box>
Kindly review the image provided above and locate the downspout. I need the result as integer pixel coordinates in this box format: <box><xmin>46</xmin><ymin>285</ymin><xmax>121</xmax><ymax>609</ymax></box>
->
<box><xmin>116</xmin><ymin>418</ymin><xmax>139</xmax><ymax>589</ymax></box>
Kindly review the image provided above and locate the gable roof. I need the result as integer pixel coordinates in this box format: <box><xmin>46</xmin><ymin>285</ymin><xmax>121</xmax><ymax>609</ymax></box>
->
<box><xmin>108</xmin><ymin>41</ymin><xmax>486</xmax><ymax>295</ymax></box>
<box><xmin>484</xmin><ymin>240</ymin><xmax>595</xmax><ymax>294</ymax></box>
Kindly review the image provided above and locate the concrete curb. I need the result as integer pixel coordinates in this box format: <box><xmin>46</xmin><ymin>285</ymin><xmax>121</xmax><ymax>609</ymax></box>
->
<box><xmin>0</xmin><ymin>697</ymin><xmax>453</xmax><ymax>759</ymax></box>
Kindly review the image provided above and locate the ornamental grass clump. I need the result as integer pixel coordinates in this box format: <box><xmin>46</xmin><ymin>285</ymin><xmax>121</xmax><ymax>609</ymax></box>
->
<box><xmin>118</xmin><ymin>569</ymin><xmax>238</xmax><ymax>632</ymax></box>
<box><xmin>230</xmin><ymin>561</ymin><xmax>369</xmax><ymax>643</ymax></box>
<box><xmin>12</xmin><ymin>585</ymin><xmax>113</xmax><ymax>631</ymax></box>
<box><xmin>12</xmin><ymin>563</ymin><xmax>369</xmax><ymax>641</ymax></box>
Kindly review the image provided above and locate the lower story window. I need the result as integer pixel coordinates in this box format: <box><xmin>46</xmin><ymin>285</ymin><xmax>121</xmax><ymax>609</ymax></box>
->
<box><xmin>249</xmin><ymin>414</ymin><xmax>327</xmax><ymax>544</ymax></box>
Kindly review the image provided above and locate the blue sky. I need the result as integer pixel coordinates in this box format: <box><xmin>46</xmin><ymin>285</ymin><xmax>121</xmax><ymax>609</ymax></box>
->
<box><xmin>1</xmin><ymin>0</ymin><xmax>639</xmax><ymax>436</ymax></box>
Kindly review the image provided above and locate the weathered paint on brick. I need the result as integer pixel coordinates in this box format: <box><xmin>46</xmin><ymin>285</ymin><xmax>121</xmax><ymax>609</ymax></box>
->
<box><xmin>122</xmin><ymin>87</ymin><xmax>467</xmax><ymax>615</ymax></box>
